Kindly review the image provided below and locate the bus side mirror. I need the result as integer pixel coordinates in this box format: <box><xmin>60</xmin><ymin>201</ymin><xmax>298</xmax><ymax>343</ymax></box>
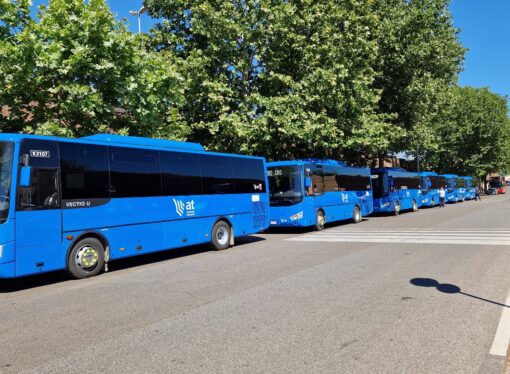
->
<box><xmin>20</xmin><ymin>166</ymin><xmax>32</xmax><ymax>188</ymax></box>
<box><xmin>305</xmin><ymin>177</ymin><xmax>311</xmax><ymax>189</ymax></box>
<box><xmin>428</xmin><ymin>181</ymin><xmax>432</xmax><ymax>188</ymax></box>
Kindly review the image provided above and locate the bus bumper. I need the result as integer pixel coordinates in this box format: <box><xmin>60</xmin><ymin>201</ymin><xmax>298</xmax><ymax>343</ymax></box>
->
<box><xmin>269</xmin><ymin>211</ymin><xmax>312</xmax><ymax>227</ymax></box>
<box><xmin>372</xmin><ymin>199</ymin><xmax>395</xmax><ymax>213</ymax></box>
<box><xmin>0</xmin><ymin>262</ymin><xmax>15</xmax><ymax>278</ymax></box>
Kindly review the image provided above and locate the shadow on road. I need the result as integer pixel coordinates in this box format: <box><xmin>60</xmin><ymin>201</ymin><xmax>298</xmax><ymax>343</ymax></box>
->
<box><xmin>266</xmin><ymin>218</ymin><xmax>370</xmax><ymax>234</ymax></box>
<box><xmin>0</xmin><ymin>235</ymin><xmax>265</xmax><ymax>293</ymax></box>
<box><xmin>410</xmin><ymin>277</ymin><xmax>510</xmax><ymax>308</ymax></box>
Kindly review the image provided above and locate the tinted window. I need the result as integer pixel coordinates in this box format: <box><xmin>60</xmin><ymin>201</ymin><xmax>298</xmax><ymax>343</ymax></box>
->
<box><xmin>268</xmin><ymin>165</ymin><xmax>303</xmax><ymax>206</ymax></box>
<box><xmin>233</xmin><ymin>158</ymin><xmax>266</xmax><ymax>193</ymax></box>
<box><xmin>19</xmin><ymin>139</ymin><xmax>59</xmax><ymax>168</ymax></box>
<box><xmin>201</xmin><ymin>155</ymin><xmax>234</xmax><ymax>194</ymax></box>
<box><xmin>109</xmin><ymin>147</ymin><xmax>161</xmax><ymax>197</ymax></box>
<box><xmin>429</xmin><ymin>176</ymin><xmax>445</xmax><ymax>189</ymax></box>
<box><xmin>337</xmin><ymin>169</ymin><xmax>371</xmax><ymax>191</ymax></box>
<box><xmin>323</xmin><ymin>166</ymin><xmax>337</xmax><ymax>192</ymax></box>
<box><xmin>394</xmin><ymin>177</ymin><xmax>420</xmax><ymax>189</ymax></box>
<box><xmin>372</xmin><ymin>172</ymin><xmax>389</xmax><ymax>198</ymax></box>
<box><xmin>161</xmin><ymin>151</ymin><xmax>202</xmax><ymax>196</ymax></box>
<box><xmin>18</xmin><ymin>169</ymin><xmax>59</xmax><ymax>209</ymax></box>
<box><xmin>306</xmin><ymin>164</ymin><xmax>324</xmax><ymax>195</ymax></box>
<box><xmin>455</xmin><ymin>178</ymin><xmax>465</xmax><ymax>188</ymax></box>
<box><xmin>60</xmin><ymin>142</ymin><xmax>110</xmax><ymax>200</ymax></box>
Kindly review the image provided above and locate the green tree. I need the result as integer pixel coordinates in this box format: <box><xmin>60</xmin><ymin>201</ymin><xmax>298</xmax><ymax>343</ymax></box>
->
<box><xmin>145</xmin><ymin>0</ymin><xmax>397</xmax><ymax>161</ymax></box>
<box><xmin>371</xmin><ymin>0</ymin><xmax>465</xmax><ymax>163</ymax></box>
<box><xmin>425</xmin><ymin>87</ymin><xmax>510</xmax><ymax>178</ymax></box>
<box><xmin>0</xmin><ymin>0</ymin><xmax>186</xmax><ymax>139</ymax></box>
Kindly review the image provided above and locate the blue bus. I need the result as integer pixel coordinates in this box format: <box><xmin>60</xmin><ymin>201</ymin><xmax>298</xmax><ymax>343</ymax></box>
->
<box><xmin>440</xmin><ymin>174</ymin><xmax>464</xmax><ymax>203</ymax></box>
<box><xmin>461</xmin><ymin>176</ymin><xmax>476</xmax><ymax>200</ymax></box>
<box><xmin>0</xmin><ymin>134</ymin><xmax>269</xmax><ymax>279</ymax></box>
<box><xmin>371</xmin><ymin>168</ymin><xmax>422</xmax><ymax>215</ymax></box>
<box><xmin>419</xmin><ymin>172</ymin><xmax>447</xmax><ymax>207</ymax></box>
<box><xmin>267</xmin><ymin>159</ymin><xmax>373</xmax><ymax>230</ymax></box>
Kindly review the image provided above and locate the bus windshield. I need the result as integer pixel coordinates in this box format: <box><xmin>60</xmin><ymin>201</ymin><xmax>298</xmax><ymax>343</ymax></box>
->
<box><xmin>371</xmin><ymin>172</ymin><xmax>389</xmax><ymax>198</ymax></box>
<box><xmin>268</xmin><ymin>165</ymin><xmax>303</xmax><ymax>206</ymax></box>
<box><xmin>0</xmin><ymin>142</ymin><xmax>14</xmax><ymax>223</ymax></box>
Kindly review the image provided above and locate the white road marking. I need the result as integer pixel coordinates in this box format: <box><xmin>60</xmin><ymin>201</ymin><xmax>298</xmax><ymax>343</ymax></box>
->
<box><xmin>490</xmin><ymin>293</ymin><xmax>510</xmax><ymax>356</ymax></box>
<box><xmin>285</xmin><ymin>229</ymin><xmax>510</xmax><ymax>246</ymax></box>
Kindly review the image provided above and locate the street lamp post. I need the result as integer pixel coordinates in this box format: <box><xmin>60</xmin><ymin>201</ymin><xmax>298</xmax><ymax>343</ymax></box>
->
<box><xmin>129</xmin><ymin>6</ymin><xmax>147</xmax><ymax>34</ymax></box>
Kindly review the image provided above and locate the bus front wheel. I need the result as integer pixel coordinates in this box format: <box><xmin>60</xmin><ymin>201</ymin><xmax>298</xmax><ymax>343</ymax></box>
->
<box><xmin>315</xmin><ymin>210</ymin><xmax>325</xmax><ymax>231</ymax></box>
<box><xmin>394</xmin><ymin>202</ymin><xmax>400</xmax><ymax>216</ymax></box>
<box><xmin>412</xmin><ymin>200</ymin><xmax>418</xmax><ymax>212</ymax></box>
<box><xmin>353</xmin><ymin>206</ymin><xmax>362</xmax><ymax>224</ymax></box>
<box><xmin>211</xmin><ymin>220</ymin><xmax>231</xmax><ymax>250</ymax></box>
<box><xmin>67</xmin><ymin>237</ymin><xmax>105</xmax><ymax>279</ymax></box>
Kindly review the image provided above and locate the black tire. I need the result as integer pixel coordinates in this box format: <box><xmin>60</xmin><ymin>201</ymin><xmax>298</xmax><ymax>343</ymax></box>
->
<box><xmin>315</xmin><ymin>210</ymin><xmax>325</xmax><ymax>231</ymax></box>
<box><xmin>67</xmin><ymin>237</ymin><xmax>105</xmax><ymax>279</ymax></box>
<box><xmin>211</xmin><ymin>220</ymin><xmax>231</xmax><ymax>250</ymax></box>
<box><xmin>393</xmin><ymin>201</ymin><xmax>400</xmax><ymax>216</ymax></box>
<box><xmin>412</xmin><ymin>200</ymin><xmax>418</xmax><ymax>212</ymax></box>
<box><xmin>352</xmin><ymin>206</ymin><xmax>362</xmax><ymax>224</ymax></box>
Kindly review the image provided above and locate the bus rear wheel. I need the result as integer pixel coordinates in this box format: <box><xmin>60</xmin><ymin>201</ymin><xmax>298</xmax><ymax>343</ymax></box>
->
<box><xmin>412</xmin><ymin>200</ymin><xmax>418</xmax><ymax>212</ymax></box>
<box><xmin>353</xmin><ymin>206</ymin><xmax>362</xmax><ymax>224</ymax></box>
<box><xmin>67</xmin><ymin>237</ymin><xmax>104</xmax><ymax>279</ymax></box>
<box><xmin>315</xmin><ymin>210</ymin><xmax>325</xmax><ymax>231</ymax></box>
<box><xmin>211</xmin><ymin>220</ymin><xmax>231</xmax><ymax>250</ymax></box>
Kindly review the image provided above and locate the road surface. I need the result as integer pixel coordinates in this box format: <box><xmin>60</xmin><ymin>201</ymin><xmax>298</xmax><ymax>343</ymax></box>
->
<box><xmin>1</xmin><ymin>194</ymin><xmax>510</xmax><ymax>373</ymax></box>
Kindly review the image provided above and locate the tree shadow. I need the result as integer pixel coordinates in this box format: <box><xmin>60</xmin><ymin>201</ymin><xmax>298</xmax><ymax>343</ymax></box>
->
<box><xmin>410</xmin><ymin>278</ymin><xmax>510</xmax><ymax>308</ymax></box>
<box><xmin>0</xmin><ymin>235</ymin><xmax>265</xmax><ymax>293</ymax></box>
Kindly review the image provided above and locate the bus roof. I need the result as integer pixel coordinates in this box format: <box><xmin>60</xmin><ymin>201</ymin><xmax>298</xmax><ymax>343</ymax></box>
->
<box><xmin>267</xmin><ymin>159</ymin><xmax>363</xmax><ymax>169</ymax></box>
<box><xmin>418</xmin><ymin>171</ymin><xmax>438</xmax><ymax>177</ymax></box>
<box><xmin>0</xmin><ymin>133</ymin><xmax>204</xmax><ymax>151</ymax></box>
<box><xmin>371</xmin><ymin>167</ymin><xmax>419</xmax><ymax>178</ymax></box>
<box><xmin>80</xmin><ymin>134</ymin><xmax>204</xmax><ymax>151</ymax></box>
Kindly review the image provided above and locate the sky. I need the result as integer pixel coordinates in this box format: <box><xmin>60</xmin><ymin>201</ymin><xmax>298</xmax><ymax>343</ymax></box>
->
<box><xmin>30</xmin><ymin>1</ymin><xmax>509</xmax><ymax>103</ymax></box>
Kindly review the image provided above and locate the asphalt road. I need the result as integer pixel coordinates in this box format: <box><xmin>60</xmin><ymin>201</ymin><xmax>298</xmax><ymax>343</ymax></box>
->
<box><xmin>1</xmin><ymin>194</ymin><xmax>510</xmax><ymax>373</ymax></box>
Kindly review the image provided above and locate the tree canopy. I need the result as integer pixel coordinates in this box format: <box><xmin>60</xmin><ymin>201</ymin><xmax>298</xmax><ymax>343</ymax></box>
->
<box><xmin>0</xmin><ymin>0</ymin><xmax>509</xmax><ymax>175</ymax></box>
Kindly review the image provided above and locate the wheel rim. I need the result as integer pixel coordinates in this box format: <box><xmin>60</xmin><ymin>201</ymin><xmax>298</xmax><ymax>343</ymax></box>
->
<box><xmin>355</xmin><ymin>209</ymin><xmax>361</xmax><ymax>222</ymax></box>
<box><xmin>75</xmin><ymin>245</ymin><xmax>100</xmax><ymax>270</ymax></box>
<box><xmin>413</xmin><ymin>201</ymin><xmax>417</xmax><ymax>211</ymax></box>
<box><xmin>431</xmin><ymin>199</ymin><xmax>435</xmax><ymax>206</ymax></box>
<box><xmin>216</xmin><ymin>226</ymin><xmax>229</xmax><ymax>246</ymax></box>
<box><xmin>317</xmin><ymin>213</ymin><xmax>325</xmax><ymax>228</ymax></box>
<box><xmin>395</xmin><ymin>203</ymin><xmax>400</xmax><ymax>214</ymax></box>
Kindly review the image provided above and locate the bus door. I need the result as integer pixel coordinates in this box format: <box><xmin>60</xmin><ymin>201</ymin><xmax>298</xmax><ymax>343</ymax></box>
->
<box><xmin>15</xmin><ymin>140</ymin><xmax>62</xmax><ymax>276</ymax></box>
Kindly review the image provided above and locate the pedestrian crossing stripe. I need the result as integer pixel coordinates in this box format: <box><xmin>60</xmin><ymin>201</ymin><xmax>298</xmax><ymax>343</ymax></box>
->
<box><xmin>285</xmin><ymin>230</ymin><xmax>510</xmax><ymax>246</ymax></box>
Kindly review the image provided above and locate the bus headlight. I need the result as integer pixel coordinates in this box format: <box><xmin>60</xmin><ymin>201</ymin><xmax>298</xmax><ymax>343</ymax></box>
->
<box><xmin>290</xmin><ymin>211</ymin><xmax>303</xmax><ymax>221</ymax></box>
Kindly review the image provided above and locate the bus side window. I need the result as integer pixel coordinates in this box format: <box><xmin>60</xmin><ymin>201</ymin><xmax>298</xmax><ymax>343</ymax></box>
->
<box><xmin>19</xmin><ymin>169</ymin><xmax>59</xmax><ymax>209</ymax></box>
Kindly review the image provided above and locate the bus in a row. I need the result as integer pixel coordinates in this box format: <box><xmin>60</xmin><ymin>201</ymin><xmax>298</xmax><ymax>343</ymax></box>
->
<box><xmin>0</xmin><ymin>134</ymin><xmax>482</xmax><ymax>279</ymax></box>
<box><xmin>0</xmin><ymin>133</ymin><xmax>268</xmax><ymax>279</ymax></box>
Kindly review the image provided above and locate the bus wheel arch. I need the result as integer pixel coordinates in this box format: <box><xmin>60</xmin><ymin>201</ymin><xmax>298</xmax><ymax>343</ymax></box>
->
<box><xmin>66</xmin><ymin>233</ymin><xmax>109</xmax><ymax>279</ymax></box>
<box><xmin>211</xmin><ymin>218</ymin><xmax>233</xmax><ymax>250</ymax></box>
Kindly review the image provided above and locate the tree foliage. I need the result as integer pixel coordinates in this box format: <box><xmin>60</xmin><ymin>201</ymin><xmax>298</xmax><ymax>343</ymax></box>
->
<box><xmin>0</xmin><ymin>0</ymin><xmax>509</xmax><ymax>176</ymax></box>
<box><xmin>0</xmin><ymin>0</ymin><xmax>186</xmax><ymax>138</ymax></box>
<box><xmin>424</xmin><ymin>87</ymin><xmax>510</xmax><ymax>177</ymax></box>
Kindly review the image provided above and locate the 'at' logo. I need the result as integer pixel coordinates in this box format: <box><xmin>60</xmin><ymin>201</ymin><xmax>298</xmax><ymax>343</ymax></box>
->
<box><xmin>173</xmin><ymin>199</ymin><xmax>185</xmax><ymax>216</ymax></box>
